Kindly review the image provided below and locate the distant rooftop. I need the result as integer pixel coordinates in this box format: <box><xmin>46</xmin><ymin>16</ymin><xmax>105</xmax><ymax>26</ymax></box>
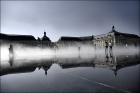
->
<box><xmin>94</xmin><ymin>26</ymin><xmax>139</xmax><ymax>38</ymax></box>
<box><xmin>0</xmin><ymin>32</ymin><xmax>36</xmax><ymax>40</ymax></box>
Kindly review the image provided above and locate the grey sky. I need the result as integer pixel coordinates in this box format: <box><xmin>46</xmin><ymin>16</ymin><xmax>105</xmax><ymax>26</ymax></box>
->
<box><xmin>1</xmin><ymin>1</ymin><xmax>139</xmax><ymax>42</ymax></box>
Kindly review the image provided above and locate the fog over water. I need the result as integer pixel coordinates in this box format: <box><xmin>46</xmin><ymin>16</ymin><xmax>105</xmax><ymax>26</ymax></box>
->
<box><xmin>1</xmin><ymin>44</ymin><xmax>139</xmax><ymax>62</ymax></box>
<box><xmin>1</xmin><ymin>44</ymin><xmax>139</xmax><ymax>93</ymax></box>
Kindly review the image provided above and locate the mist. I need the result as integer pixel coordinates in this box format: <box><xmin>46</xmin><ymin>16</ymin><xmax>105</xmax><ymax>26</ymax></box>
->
<box><xmin>1</xmin><ymin>44</ymin><xmax>139</xmax><ymax>62</ymax></box>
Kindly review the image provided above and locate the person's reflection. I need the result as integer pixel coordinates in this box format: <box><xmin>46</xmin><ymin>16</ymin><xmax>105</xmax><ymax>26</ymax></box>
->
<box><xmin>109</xmin><ymin>56</ymin><xmax>113</xmax><ymax>62</ymax></box>
<box><xmin>9</xmin><ymin>56</ymin><xmax>14</xmax><ymax>67</ymax></box>
<box><xmin>105</xmin><ymin>54</ymin><xmax>109</xmax><ymax>62</ymax></box>
<box><xmin>109</xmin><ymin>49</ymin><xmax>113</xmax><ymax>57</ymax></box>
<box><xmin>78</xmin><ymin>54</ymin><xmax>81</xmax><ymax>59</ymax></box>
<box><xmin>109</xmin><ymin>56</ymin><xmax>114</xmax><ymax>67</ymax></box>
<box><xmin>92</xmin><ymin>63</ymin><xmax>95</xmax><ymax>68</ymax></box>
<box><xmin>114</xmin><ymin>70</ymin><xmax>117</xmax><ymax>77</ymax></box>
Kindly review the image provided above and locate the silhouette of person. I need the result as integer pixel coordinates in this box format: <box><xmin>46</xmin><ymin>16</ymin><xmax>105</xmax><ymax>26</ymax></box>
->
<box><xmin>92</xmin><ymin>63</ymin><xmax>95</xmax><ymax>68</ymax></box>
<box><xmin>9</xmin><ymin>44</ymin><xmax>14</xmax><ymax>56</ymax></box>
<box><xmin>94</xmin><ymin>44</ymin><xmax>96</xmax><ymax>52</ymax></box>
<box><xmin>104</xmin><ymin>42</ymin><xmax>108</xmax><ymax>56</ymax></box>
<box><xmin>109</xmin><ymin>41</ymin><xmax>113</xmax><ymax>57</ymax></box>
<box><xmin>126</xmin><ymin>44</ymin><xmax>128</xmax><ymax>48</ymax></box>
<box><xmin>78</xmin><ymin>46</ymin><xmax>80</xmax><ymax>53</ymax></box>
<box><xmin>109</xmin><ymin>56</ymin><xmax>114</xmax><ymax>67</ymax></box>
<box><xmin>114</xmin><ymin>70</ymin><xmax>117</xmax><ymax>77</ymax></box>
<box><xmin>134</xmin><ymin>42</ymin><xmax>137</xmax><ymax>48</ymax></box>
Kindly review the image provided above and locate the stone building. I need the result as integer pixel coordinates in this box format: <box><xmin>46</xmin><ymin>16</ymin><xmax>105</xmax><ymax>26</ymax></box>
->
<box><xmin>56</xmin><ymin>36</ymin><xmax>94</xmax><ymax>49</ymax></box>
<box><xmin>1</xmin><ymin>26</ymin><xmax>139</xmax><ymax>49</ymax></box>
<box><xmin>93</xmin><ymin>26</ymin><xmax>140</xmax><ymax>48</ymax></box>
<box><xmin>0</xmin><ymin>31</ymin><xmax>52</xmax><ymax>48</ymax></box>
<box><xmin>0</xmin><ymin>33</ymin><xmax>37</xmax><ymax>46</ymax></box>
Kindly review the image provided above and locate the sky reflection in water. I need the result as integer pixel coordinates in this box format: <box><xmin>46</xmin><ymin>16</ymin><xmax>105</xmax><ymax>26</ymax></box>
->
<box><xmin>0</xmin><ymin>52</ymin><xmax>139</xmax><ymax>93</ymax></box>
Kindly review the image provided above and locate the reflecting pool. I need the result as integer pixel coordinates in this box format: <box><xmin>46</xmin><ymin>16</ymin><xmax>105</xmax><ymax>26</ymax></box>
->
<box><xmin>0</xmin><ymin>53</ymin><xmax>139</xmax><ymax>93</ymax></box>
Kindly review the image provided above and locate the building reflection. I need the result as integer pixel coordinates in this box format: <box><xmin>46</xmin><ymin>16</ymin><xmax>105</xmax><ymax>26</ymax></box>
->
<box><xmin>1</xmin><ymin>57</ymin><xmax>53</xmax><ymax>76</ymax></box>
<box><xmin>57</xmin><ymin>54</ymin><xmax>95</xmax><ymax>69</ymax></box>
<box><xmin>94</xmin><ymin>53</ymin><xmax>140</xmax><ymax>76</ymax></box>
<box><xmin>0</xmin><ymin>53</ymin><xmax>139</xmax><ymax>76</ymax></box>
<box><xmin>57</xmin><ymin>53</ymin><xmax>139</xmax><ymax>76</ymax></box>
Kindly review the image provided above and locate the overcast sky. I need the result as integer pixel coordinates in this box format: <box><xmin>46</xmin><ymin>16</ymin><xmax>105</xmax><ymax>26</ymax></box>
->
<box><xmin>1</xmin><ymin>1</ymin><xmax>139</xmax><ymax>42</ymax></box>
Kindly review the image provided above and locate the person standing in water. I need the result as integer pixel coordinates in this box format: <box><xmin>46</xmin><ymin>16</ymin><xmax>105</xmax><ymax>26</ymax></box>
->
<box><xmin>78</xmin><ymin>46</ymin><xmax>80</xmax><ymax>53</ymax></box>
<box><xmin>109</xmin><ymin>41</ymin><xmax>113</xmax><ymax>57</ymax></box>
<box><xmin>104</xmin><ymin>41</ymin><xmax>108</xmax><ymax>56</ymax></box>
<box><xmin>94</xmin><ymin>44</ymin><xmax>96</xmax><ymax>52</ymax></box>
<box><xmin>78</xmin><ymin>46</ymin><xmax>81</xmax><ymax>58</ymax></box>
<box><xmin>78</xmin><ymin>46</ymin><xmax>80</xmax><ymax>51</ymax></box>
<box><xmin>9</xmin><ymin>44</ymin><xmax>14</xmax><ymax>56</ymax></box>
<box><xmin>126</xmin><ymin>43</ymin><xmax>129</xmax><ymax>49</ymax></box>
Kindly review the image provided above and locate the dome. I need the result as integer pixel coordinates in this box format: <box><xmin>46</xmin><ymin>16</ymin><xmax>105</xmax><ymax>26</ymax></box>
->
<box><xmin>42</xmin><ymin>36</ymin><xmax>51</xmax><ymax>41</ymax></box>
<box><xmin>41</xmin><ymin>31</ymin><xmax>51</xmax><ymax>41</ymax></box>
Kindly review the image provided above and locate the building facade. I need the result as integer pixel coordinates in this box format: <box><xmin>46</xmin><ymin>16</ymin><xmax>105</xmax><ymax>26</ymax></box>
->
<box><xmin>55</xmin><ymin>36</ymin><xmax>94</xmax><ymax>49</ymax></box>
<box><xmin>1</xmin><ymin>26</ymin><xmax>139</xmax><ymax>49</ymax></box>
<box><xmin>0</xmin><ymin>31</ymin><xmax>53</xmax><ymax>48</ymax></box>
<box><xmin>93</xmin><ymin>26</ymin><xmax>140</xmax><ymax>48</ymax></box>
<box><xmin>0</xmin><ymin>33</ymin><xmax>37</xmax><ymax>46</ymax></box>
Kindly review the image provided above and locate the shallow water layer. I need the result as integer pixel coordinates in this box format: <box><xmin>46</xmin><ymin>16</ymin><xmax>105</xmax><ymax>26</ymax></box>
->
<box><xmin>0</xmin><ymin>53</ymin><xmax>139</xmax><ymax>93</ymax></box>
